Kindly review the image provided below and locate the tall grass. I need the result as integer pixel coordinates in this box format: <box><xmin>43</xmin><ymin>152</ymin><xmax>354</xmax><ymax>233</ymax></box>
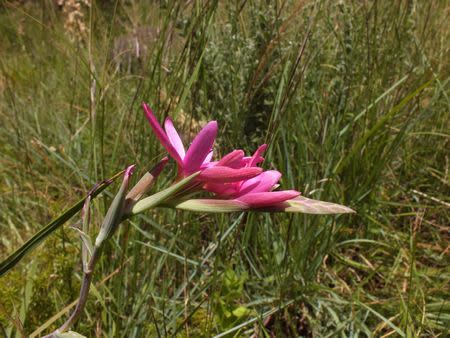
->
<box><xmin>0</xmin><ymin>0</ymin><xmax>448</xmax><ymax>336</ymax></box>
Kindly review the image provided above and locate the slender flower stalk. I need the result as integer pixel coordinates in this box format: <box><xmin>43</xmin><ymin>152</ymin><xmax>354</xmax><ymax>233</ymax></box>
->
<box><xmin>44</xmin><ymin>165</ymin><xmax>136</xmax><ymax>337</ymax></box>
<box><xmin>48</xmin><ymin>245</ymin><xmax>102</xmax><ymax>336</ymax></box>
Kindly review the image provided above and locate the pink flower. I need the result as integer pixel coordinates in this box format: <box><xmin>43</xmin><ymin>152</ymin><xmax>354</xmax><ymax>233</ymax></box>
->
<box><xmin>142</xmin><ymin>103</ymin><xmax>262</xmax><ymax>183</ymax></box>
<box><xmin>143</xmin><ymin>103</ymin><xmax>216</xmax><ymax>175</ymax></box>
<box><xmin>138</xmin><ymin>104</ymin><xmax>354</xmax><ymax>215</ymax></box>
<box><xmin>169</xmin><ymin>146</ymin><xmax>353</xmax><ymax>214</ymax></box>
<box><xmin>204</xmin><ymin>144</ymin><xmax>300</xmax><ymax>208</ymax></box>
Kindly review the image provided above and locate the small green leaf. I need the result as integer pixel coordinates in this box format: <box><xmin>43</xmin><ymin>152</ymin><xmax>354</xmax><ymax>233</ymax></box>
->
<box><xmin>130</xmin><ymin>172</ymin><xmax>200</xmax><ymax>215</ymax></box>
<box><xmin>232</xmin><ymin>306</ymin><xmax>250</xmax><ymax>318</ymax></box>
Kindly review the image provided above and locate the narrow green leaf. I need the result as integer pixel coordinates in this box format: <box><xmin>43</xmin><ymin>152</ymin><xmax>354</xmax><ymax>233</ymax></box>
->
<box><xmin>130</xmin><ymin>172</ymin><xmax>200</xmax><ymax>215</ymax></box>
<box><xmin>357</xmin><ymin>302</ymin><xmax>405</xmax><ymax>337</ymax></box>
<box><xmin>81</xmin><ymin>195</ymin><xmax>92</xmax><ymax>270</ymax></box>
<box><xmin>0</xmin><ymin>170</ymin><xmax>125</xmax><ymax>277</ymax></box>
<box><xmin>335</xmin><ymin>79</ymin><xmax>433</xmax><ymax>174</ymax></box>
<box><xmin>70</xmin><ymin>226</ymin><xmax>93</xmax><ymax>270</ymax></box>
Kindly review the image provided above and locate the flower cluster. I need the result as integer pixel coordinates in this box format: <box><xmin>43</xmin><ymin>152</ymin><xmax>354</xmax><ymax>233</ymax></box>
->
<box><xmin>142</xmin><ymin>103</ymin><xmax>301</xmax><ymax>210</ymax></box>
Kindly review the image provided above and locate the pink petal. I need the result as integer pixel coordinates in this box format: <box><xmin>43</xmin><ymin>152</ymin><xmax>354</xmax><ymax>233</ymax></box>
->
<box><xmin>248</xmin><ymin>144</ymin><xmax>267</xmax><ymax>167</ymax></box>
<box><xmin>142</xmin><ymin>103</ymin><xmax>183</xmax><ymax>166</ymax></box>
<box><xmin>203</xmin><ymin>150</ymin><xmax>213</xmax><ymax>164</ymax></box>
<box><xmin>200</xmin><ymin>160</ymin><xmax>217</xmax><ymax>169</ymax></box>
<box><xmin>217</xmin><ymin>150</ymin><xmax>245</xmax><ymax>168</ymax></box>
<box><xmin>237</xmin><ymin>170</ymin><xmax>281</xmax><ymax>196</ymax></box>
<box><xmin>125</xmin><ymin>164</ymin><xmax>136</xmax><ymax>178</ymax></box>
<box><xmin>164</xmin><ymin>118</ymin><xmax>185</xmax><ymax>159</ymax></box>
<box><xmin>236</xmin><ymin>190</ymin><xmax>300</xmax><ymax>208</ymax></box>
<box><xmin>151</xmin><ymin>156</ymin><xmax>169</xmax><ymax>177</ymax></box>
<box><xmin>199</xmin><ymin>166</ymin><xmax>263</xmax><ymax>183</ymax></box>
<box><xmin>183</xmin><ymin>121</ymin><xmax>218</xmax><ymax>174</ymax></box>
<box><xmin>241</xmin><ymin>156</ymin><xmax>264</xmax><ymax>166</ymax></box>
<box><xmin>203</xmin><ymin>182</ymin><xmax>239</xmax><ymax>196</ymax></box>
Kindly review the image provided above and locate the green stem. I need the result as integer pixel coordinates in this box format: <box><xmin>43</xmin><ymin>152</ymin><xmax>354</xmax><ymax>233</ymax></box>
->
<box><xmin>43</xmin><ymin>245</ymin><xmax>102</xmax><ymax>337</ymax></box>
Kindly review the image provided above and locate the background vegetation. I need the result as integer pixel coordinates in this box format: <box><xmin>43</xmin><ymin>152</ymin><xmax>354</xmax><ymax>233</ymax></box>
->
<box><xmin>0</xmin><ymin>0</ymin><xmax>448</xmax><ymax>336</ymax></box>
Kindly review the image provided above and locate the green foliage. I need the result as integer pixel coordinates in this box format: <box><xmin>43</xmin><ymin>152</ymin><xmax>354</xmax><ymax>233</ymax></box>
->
<box><xmin>212</xmin><ymin>269</ymin><xmax>251</xmax><ymax>333</ymax></box>
<box><xmin>0</xmin><ymin>0</ymin><xmax>448</xmax><ymax>337</ymax></box>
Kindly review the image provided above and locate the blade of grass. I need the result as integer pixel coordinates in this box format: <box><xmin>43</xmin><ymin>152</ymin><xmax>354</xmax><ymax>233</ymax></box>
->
<box><xmin>0</xmin><ymin>170</ymin><xmax>124</xmax><ymax>277</ymax></box>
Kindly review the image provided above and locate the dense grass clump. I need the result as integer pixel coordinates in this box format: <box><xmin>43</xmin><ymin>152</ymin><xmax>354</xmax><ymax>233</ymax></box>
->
<box><xmin>0</xmin><ymin>1</ymin><xmax>448</xmax><ymax>336</ymax></box>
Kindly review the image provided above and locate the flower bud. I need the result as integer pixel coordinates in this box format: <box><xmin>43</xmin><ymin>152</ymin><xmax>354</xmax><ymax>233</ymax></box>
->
<box><xmin>95</xmin><ymin>165</ymin><xmax>135</xmax><ymax>247</ymax></box>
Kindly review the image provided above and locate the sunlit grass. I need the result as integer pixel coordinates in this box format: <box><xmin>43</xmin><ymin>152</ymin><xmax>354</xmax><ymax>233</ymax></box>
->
<box><xmin>0</xmin><ymin>0</ymin><xmax>448</xmax><ymax>336</ymax></box>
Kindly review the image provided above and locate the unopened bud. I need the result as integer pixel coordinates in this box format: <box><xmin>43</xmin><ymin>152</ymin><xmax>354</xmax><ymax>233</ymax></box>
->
<box><xmin>124</xmin><ymin>157</ymin><xmax>168</xmax><ymax>213</ymax></box>
<box><xmin>95</xmin><ymin>165</ymin><xmax>135</xmax><ymax>247</ymax></box>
